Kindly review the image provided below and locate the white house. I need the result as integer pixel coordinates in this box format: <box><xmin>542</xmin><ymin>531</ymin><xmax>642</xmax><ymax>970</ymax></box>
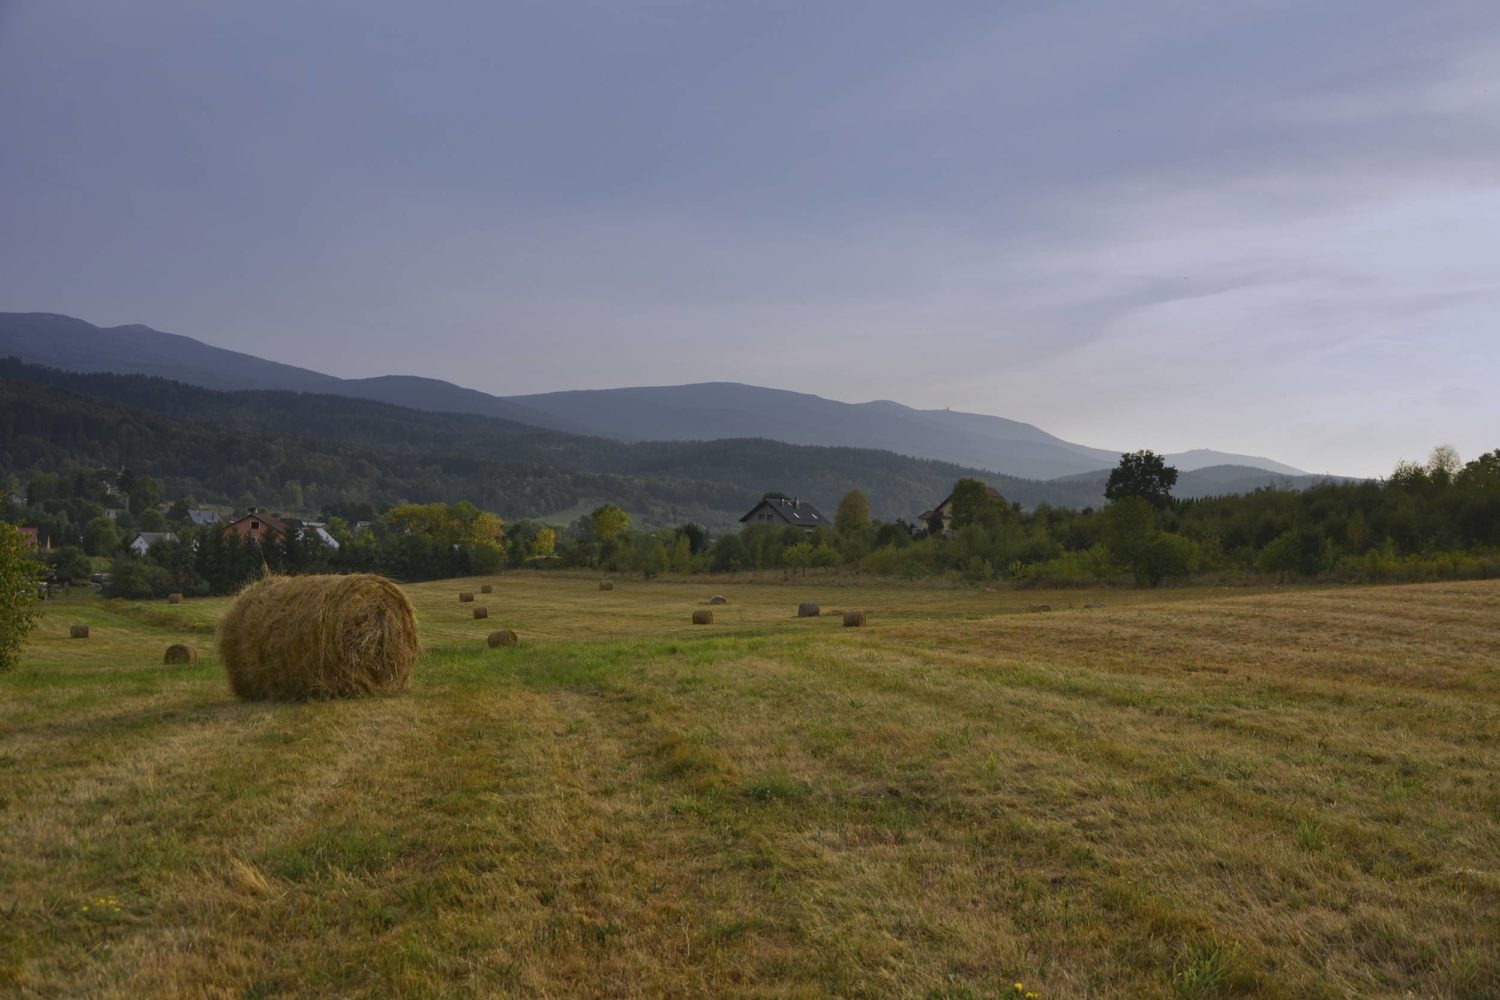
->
<box><xmin>129</xmin><ymin>531</ymin><xmax>178</xmax><ymax>556</ymax></box>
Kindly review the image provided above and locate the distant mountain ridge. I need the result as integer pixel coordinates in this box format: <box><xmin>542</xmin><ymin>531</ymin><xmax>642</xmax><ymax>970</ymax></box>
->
<box><xmin>0</xmin><ymin>360</ymin><xmax>1111</xmax><ymax>529</ymax></box>
<box><xmin>0</xmin><ymin>311</ymin><xmax>1314</xmax><ymax>481</ymax></box>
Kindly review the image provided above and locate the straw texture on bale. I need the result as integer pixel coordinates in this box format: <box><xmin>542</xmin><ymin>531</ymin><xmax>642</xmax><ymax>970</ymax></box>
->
<box><xmin>487</xmin><ymin>629</ymin><xmax>519</xmax><ymax>648</ymax></box>
<box><xmin>480</xmin><ymin>584</ymin><xmax>493</xmax><ymax>594</ymax></box>
<box><xmin>167</xmin><ymin>593</ymin><xmax>183</xmax><ymax>605</ymax></box>
<box><xmin>458</xmin><ymin>592</ymin><xmax>474</xmax><ymax>603</ymax></box>
<box><xmin>599</xmin><ymin>581</ymin><xmax>614</xmax><ymax>591</ymax></box>
<box><xmin>218</xmin><ymin>573</ymin><xmax>419</xmax><ymax>701</ymax></box>
<box><xmin>1028</xmin><ymin>604</ymin><xmax>1053</xmax><ymax>613</ymax></box>
<box><xmin>692</xmin><ymin>609</ymin><xmax>714</xmax><ymax>625</ymax></box>
<box><xmin>70</xmin><ymin>625</ymin><xmax>89</xmax><ymax>639</ymax></box>
<box><xmin>842</xmin><ymin>611</ymin><xmax>867</xmax><ymax>627</ymax></box>
<box><xmin>473</xmin><ymin>606</ymin><xmax>488</xmax><ymax>619</ymax></box>
<box><xmin>709</xmin><ymin>595</ymin><xmax>727</xmax><ymax>605</ymax></box>
<box><xmin>164</xmin><ymin>643</ymin><xmax>198</xmax><ymax>665</ymax></box>
<box><xmin>797</xmin><ymin>602</ymin><xmax>820</xmax><ymax>618</ymax></box>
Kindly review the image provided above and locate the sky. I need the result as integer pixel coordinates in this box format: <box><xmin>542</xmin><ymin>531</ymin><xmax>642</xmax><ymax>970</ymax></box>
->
<box><xmin>2</xmin><ymin>1</ymin><xmax>1498</xmax><ymax>477</ymax></box>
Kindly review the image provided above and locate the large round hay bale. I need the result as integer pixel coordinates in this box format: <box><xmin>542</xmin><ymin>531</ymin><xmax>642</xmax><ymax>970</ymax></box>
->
<box><xmin>709</xmin><ymin>595</ymin><xmax>727</xmax><ymax>605</ymax></box>
<box><xmin>218</xmin><ymin>574</ymin><xmax>419</xmax><ymax>701</ymax></box>
<box><xmin>1027</xmin><ymin>604</ymin><xmax>1052</xmax><ymax>613</ymax></box>
<box><xmin>487</xmin><ymin>629</ymin><xmax>519</xmax><ymax>648</ymax></box>
<box><xmin>797</xmin><ymin>602</ymin><xmax>820</xmax><ymax>618</ymax></box>
<box><xmin>473</xmin><ymin>606</ymin><xmax>488</xmax><ymax>619</ymax></box>
<box><xmin>842</xmin><ymin>611</ymin><xmax>867</xmax><ymax>627</ymax></box>
<box><xmin>599</xmin><ymin>581</ymin><xmax>614</xmax><ymax>591</ymax></box>
<box><xmin>458</xmin><ymin>592</ymin><xmax>474</xmax><ymax>603</ymax></box>
<box><xmin>692</xmin><ymin>609</ymin><xmax>714</xmax><ymax>625</ymax></box>
<box><xmin>167</xmin><ymin>593</ymin><xmax>184</xmax><ymax>605</ymax></box>
<box><xmin>480</xmin><ymin>584</ymin><xmax>493</xmax><ymax>594</ymax></box>
<box><xmin>70</xmin><ymin>624</ymin><xmax>90</xmax><ymax>639</ymax></box>
<box><xmin>164</xmin><ymin>643</ymin><xmax>198</xmax><ymax>665</ymax></box>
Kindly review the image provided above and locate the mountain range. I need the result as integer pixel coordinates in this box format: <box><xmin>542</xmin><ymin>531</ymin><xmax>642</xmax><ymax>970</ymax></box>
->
<box><xmin>0</xmin><ymin>312</ymin><xmax>1313</xmax><ymax>482</ymax></box>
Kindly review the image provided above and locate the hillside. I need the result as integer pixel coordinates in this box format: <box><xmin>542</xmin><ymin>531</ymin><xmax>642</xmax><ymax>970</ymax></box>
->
<box><xmin>0</xmin><ymin>362</ymin><xmax>1100</xmax><ymax>528</ymax></box>
<box><xmin>0</xmin><ymin>312</ymin><xmax>1310</xmax><ymax>480</ymax></box>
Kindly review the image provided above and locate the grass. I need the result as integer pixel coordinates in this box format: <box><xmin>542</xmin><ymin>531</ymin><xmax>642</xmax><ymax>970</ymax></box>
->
<box><xmin>2</xmin><ymin>574</ymin><xmax>1498</xmax><ymax>997</ymax></box>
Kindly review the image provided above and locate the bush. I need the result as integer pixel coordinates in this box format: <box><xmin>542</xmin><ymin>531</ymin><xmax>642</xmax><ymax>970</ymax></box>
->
<box><xmin>50</xmin><ymin>546</ymin><xmax>94</xmax><ymax>585</ymax></box>
<box><xmin>0</xmin><ymin>524</ymin><xmax>41</xmax><ymax>671</ymax></box>
<box><xmin>104</xmin><ymin>553</ymin><xmax>172</xmax><ymax>599</ymax></box>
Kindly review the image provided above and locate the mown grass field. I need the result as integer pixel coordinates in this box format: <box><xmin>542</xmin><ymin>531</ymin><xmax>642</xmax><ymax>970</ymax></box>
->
<box><xmin>2</xmin><ymin>574</ymin><xmax>1498</xmax><ymax>998</ymax></box>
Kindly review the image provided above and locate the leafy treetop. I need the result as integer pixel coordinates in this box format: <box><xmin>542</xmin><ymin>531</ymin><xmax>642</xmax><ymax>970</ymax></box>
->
<box><xmin>1105</xmin><ymin>450</ymin><xmax>1179</xmax><ymax>509</ymax></box>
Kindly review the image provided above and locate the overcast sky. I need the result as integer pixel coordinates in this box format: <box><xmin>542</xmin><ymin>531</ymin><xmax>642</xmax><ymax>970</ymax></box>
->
<box><xmin>3</xmin><ymin>2</ymin><xmax>1498</xmax><ymax>476</ymax></box>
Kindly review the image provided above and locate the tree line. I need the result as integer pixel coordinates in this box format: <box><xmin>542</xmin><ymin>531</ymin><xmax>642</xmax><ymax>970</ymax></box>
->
<box><xmin>6</xmin><ymin>445</ymin><xmax>1498</xmax><ymax>601</ymax></box>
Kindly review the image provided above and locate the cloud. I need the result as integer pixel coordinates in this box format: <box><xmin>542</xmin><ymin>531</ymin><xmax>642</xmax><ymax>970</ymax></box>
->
<box><xmin>2</xmin><ymin>1</ymin><xmax>1498</xmax><ymax>476</ymax></box>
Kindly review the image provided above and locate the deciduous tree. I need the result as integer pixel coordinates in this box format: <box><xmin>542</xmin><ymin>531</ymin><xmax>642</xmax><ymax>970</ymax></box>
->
<box><xmin>1105</xmin><ymin>451</ymin><xmax>1178</xmax><ymax>509</ymax></box>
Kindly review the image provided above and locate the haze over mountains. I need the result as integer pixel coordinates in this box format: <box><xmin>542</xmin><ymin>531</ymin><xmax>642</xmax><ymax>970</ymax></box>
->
<box><xmin>0</xmin><ymin>313</ymin><xmax>1316</xmax><ymax>485</ymax></box>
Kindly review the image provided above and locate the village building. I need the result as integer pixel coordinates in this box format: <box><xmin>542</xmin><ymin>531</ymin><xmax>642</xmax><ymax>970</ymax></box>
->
<box><xmin>919</xmin><ymin>485</ymin><xmax>1007</xmax><ymax>536</ymax></box>
<box><xmin>17</xmin><ymin>526</ymin><xmax>49</xmax><ymax>550</ymax></box>
<box><xmin>223</xmin><ymin>510</ymin><xmax>288</xmax><ymax>545</ymax></box>
<box><xmin>738</xmin><ymin>496</ymin><xmax>828</xmax><ymax>534</ymax></box>
<box><xmin>222</xmin><ymin>510</ymin><xmax>339</xmax><ymax>550</ymax></box>
<box><xmin>298</xmin><ymin>521</ymin><xmax>341</xmax><ymax>550</ymax></box>
<box><xmin>129</xmin><ymin>531</ymin><xmax>179</xmax><ymax>556</ymax></box>
<box><xmin>187</xmin><ymin>509</ymin><xmax>222</xmax><ymax>528</ymax></box>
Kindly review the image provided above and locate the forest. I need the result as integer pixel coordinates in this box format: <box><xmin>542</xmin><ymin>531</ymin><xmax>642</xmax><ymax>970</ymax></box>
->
<box><xmin>0</xmin><ymin>362</ymin><xmax>1097</xmax><ymax>529</ymax></box>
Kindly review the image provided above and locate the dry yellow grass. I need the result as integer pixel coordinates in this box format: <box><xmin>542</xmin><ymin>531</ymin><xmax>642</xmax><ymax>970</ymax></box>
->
<box><xmin>1</xmin><ymin>575</ymin><xmax>1497</xmax><ymax>998</ymax></box>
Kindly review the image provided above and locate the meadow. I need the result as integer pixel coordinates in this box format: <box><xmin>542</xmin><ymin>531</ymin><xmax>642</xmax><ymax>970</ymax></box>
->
<box><xmin>1</xmin><ymin>574</ymin><xmax>1497</xmax><ymax>998</ymax></box>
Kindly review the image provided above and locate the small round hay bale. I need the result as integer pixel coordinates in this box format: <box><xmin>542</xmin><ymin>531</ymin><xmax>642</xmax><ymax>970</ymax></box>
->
<box><xmin>692</xmin><ymin>609</ymin><xmax>714</xmax><ymax>625</ymax></box>
<box><xmin>487</xmin><ymin>629</ymin><xmax>519</xmax><ymax>648</ymax></box>
<box><xmin>163</xmin><ymin>643</ymin><xmax>198</xmax><ymax>665</ymax></box>
<box><xmin>1027</xmin><ymin>604</ymin><xmax>1053</xmax><ymax>613</ymax></box>
<box><xmin>797</xmin><ymin>602</ymin><xmax>820</xmax><ymax>618</ymax></box>
<box><xmin>473</xmin><ymin>606</ymin><xmax>488</xmax><ymax>619</ymax></box>
<box><xmin>480</xmin><ymin>584</ymin><xmax>493</xmax><ymax>594</ymax></box>
<box><xmin>842</xmin><ymin>611</ymin><xmax>867</xmax><ymax>627</ymax></box>
<box><xmin>709</xmin><ymin>595</ymin><xmax>727</xmax><ymax>605</ymax></box>
<box><xmin>458</xmin><ymin>592</ymin><xmax>475</xmax><ymax>603</ymax></box>
<box><xmin>1084</xmin><ymin>603</ymin><xmax>1104</xmax><ymax>610</ymax></box>
<box><xmin>218</xmin><ymin>573</ymin><xmax>419</xmax><ymax>701</ymax></box>
<box><xmin>167</xmin><ymin>593</ymin><xmax>184</xmax><ymax>605</ymax></box>
<box><xmin>599</xmin><ymin>581</ymin><xmax>614</xmax><ymax>591</ymax></box>
<box><xmin>70</xmin><ymin>624</ymin><xmax>90</xmax><ymax>639</ymax></box>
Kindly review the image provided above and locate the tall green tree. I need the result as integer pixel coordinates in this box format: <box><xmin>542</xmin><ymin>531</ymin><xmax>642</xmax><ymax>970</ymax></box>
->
<box><xmin>948</xmin><ymin>478</ymin><xmax>1007</xmax><ymax>530</ymax></box>
<box><xmin>835</xmin><ymin>490</ymin><xmax>872</xmax><ymax>536</ymax></box>
<box><xmin>1105</xmin><ymin>450</ymin><xmax>1179</xmax><ymax>509</ymax></box>
<box><xmin>589</xmin><ymin>504</ymin><xmax>631</xmax><ymax>541</ymax></box>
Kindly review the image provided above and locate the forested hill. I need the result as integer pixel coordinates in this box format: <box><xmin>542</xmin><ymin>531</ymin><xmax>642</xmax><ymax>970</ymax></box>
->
<box><xmin>0</xmin><ymin>312</ymin><xmax>1312</xmax><ymax>480</ymax></box>
<box><xmin>0</xmin><ymin>361</ymin><xmax>1101</xmax><ymax>529</ymax></box>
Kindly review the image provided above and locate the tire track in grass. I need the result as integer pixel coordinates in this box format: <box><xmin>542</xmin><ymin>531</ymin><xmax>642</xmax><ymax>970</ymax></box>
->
<box><xmin>3</xmin><ymin>688</ymin><xmax>434</xmax><ymax>997</ymax></box>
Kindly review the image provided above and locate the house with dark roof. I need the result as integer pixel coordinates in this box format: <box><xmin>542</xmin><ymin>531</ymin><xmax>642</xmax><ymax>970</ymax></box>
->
<box><xmin>187</xmin><ymin>509</ymin><xmax>222</xmax><ymax>528</ymax></box>
<box><xmin>920</xmin><ymin>485</ymin><xmax>1007</xmax><ymax>536</ymax></box>
<box><xmin>738</xmin><ymin>496</ymin><xmax>828</xmax><ymax>534</ymax></box>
